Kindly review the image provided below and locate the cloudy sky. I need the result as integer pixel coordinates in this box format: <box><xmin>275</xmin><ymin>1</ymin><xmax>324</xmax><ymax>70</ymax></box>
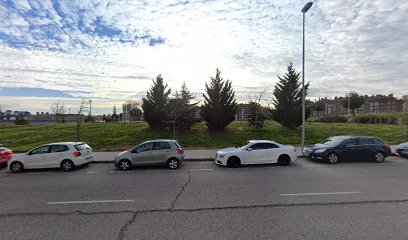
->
<box><xmin>0</xmin><ymin>0</ymin><xmax>407</xmax><ymax>114</ymax></box>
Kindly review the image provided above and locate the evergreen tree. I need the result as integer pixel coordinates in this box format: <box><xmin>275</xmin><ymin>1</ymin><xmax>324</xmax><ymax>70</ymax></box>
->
<box><xmin>142</xmin><ymin>75</ymin><xmax>171</xmax><ymax>129</ymax></box>
<box><xmin>168</xmin><ymin>83</ymin><xmax>199</xmax><ymax>131</ymax></box>
<box><xmin>271</xmin><ymin>63</ymin><xmax>310</xmax><ymax>129</ymax></box>
<box><xmin>341</xmin><ymin>91</ymin><xmax>365</xmax><ymax>116</ymax></box>
<box><xmin>201</xmin><ymin>69</ymin><xmax>237</xmax><ymax>131</ymax></box>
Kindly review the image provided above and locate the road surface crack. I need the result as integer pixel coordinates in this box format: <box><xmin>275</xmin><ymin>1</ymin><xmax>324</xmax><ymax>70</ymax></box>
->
<box><xmin>169</xmin><ymin>169</ymin><xmax>191</xmax><ymax>210</ymax></box>
<box><xmin>117</xmin><ymin>212</ymin><xmax>142</xmax><ymax>240</ymax></box>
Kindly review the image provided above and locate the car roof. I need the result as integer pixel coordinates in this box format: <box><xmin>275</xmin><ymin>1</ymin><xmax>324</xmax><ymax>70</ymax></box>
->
<box><xmin>248</xmin><ymin>140</ymin><xmax>279</xmax><ymax>144</ymax></box>
<box><xmin>330</xmin><ymin>136</ymin><xmax>379</xmax><ymax>140</ymax></box>
<box><xmin>143</xmin><ymin>139</ymin><xmax>178</xmax><ymax>143</ymax></box>
<box><xmin>44</xmin><ymin>142</ymin><xmax>85</xmax><ymax>146</ymax></box>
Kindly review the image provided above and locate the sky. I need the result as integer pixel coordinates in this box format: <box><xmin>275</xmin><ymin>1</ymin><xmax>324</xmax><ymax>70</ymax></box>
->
<box><xmin>0</xmin><ymin>0</ymin><xmax>407</xmax><ymax>114</ymax></box>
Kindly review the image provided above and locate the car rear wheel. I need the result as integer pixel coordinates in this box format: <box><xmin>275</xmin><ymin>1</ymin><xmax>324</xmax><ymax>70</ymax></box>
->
<box><xmin>277</xmin><ymin>155</ymin><xmax>291</xmax><ymax>166</ymax></box>
<box><xmin>167</xmin><ymin>158</ymin><xmax>180</xmax><ymax>169</ymax></box>
<box><xmin>60</xmin><ymin>160</ymin><xmax>75</xmax><ymax>172</ymax></box>
<box><xmin>227</xmin><ymin>156</ymin><xmax>241</xmax><ymax>168</ymax></box>
<box><xmin>327</xmin><ymin>153</ymin><xmax>339</xmax><ymax>164</ymax></box>
<box><xmin>374</xmin><ymin>152</ymin><xmax>385</xmax><ymax>163</ymax></box>
<box><xmin>117</xmin><ymin>159</ymin><xmax>132</xmax><ymax>171</ymax></box>
<box><xmin>10</xmin><ymin>161</ymin><xmax>24</xmax><ymax>173</ymax></box>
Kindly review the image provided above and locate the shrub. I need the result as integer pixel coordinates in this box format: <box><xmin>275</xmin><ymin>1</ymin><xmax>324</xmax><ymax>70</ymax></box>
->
<box><xmin>14</xmin><ymin>116</ymin><xmax>29</xmax><ymax>125</ymax></box>
<box><xmin>354</xmin><ymin>114</ymin><xmax>398</xmax><ymax>125</ymax></box>
<box><xmin>317</xmin><ymin>115</ymin><xmax>348</xmax><ymax>123</ymax></box>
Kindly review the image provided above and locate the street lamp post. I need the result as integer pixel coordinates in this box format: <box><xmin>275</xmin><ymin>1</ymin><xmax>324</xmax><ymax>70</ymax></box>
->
<box><xmin>89</xmin><ymin>100</ymin><xmax>92</xmax><ymax>121</ymax></box>
<box><xmin>301</xmin><ymin>2</ymin><xmax>313</xmax><ymax>155</ymax></box>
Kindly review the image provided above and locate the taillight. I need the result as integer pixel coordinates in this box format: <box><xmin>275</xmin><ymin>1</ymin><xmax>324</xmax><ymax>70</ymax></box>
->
<box><xmin>177</xmin><ymin>149</ymin><xmax>184</xmax><ymax>154</ymax></box>
<box><xmin>73</xmin><ymin>151</ymin><xmax>81</xmax><ymax>157</ymax></box>
<box><xmin>384</xmin><ymin>144</ymin><xmax>390</xmax><ymax>148</ymax></box>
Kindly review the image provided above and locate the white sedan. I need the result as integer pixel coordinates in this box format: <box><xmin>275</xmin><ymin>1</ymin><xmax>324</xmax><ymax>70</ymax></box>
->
<box><xmin>215</xmin><ymin>140</ymin><xmax>297</xmax><ymax>167</ymax></box>
<box><xmin>8</xmin><ymin>142</ymin><xmax>94</xmax><ymax>173</ymax></box>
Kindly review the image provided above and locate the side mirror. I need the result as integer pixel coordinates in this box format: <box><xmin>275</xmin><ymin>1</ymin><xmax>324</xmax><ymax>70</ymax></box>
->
<box><xmin>131</xmin><ymin>149</ymin><xmax>138</xmax><ymax>154</ymax></box>
<box><xmin>247</xmin><ymin>148</ymin><xmax>252</xmax><ymax>151</ymax></box>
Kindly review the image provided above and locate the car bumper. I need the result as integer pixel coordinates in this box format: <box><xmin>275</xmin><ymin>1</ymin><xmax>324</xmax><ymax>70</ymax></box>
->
<box><xmin>309</xmin><ymin>152</ymin><xmax>328</xmax><ymax>160</ymax></box>
<box><xmin>0</xmin><ymin>157</ymin><xmax>11</xmax><ymax>165</ymax></box>
<box><xmin>396</xmin><ymin>149</ymin><xmax>408</xmax><ymax>157</ymax></box>
<box><xmin>215</xmin><ymin>157</ymin><xmax>227</xmax><ymax>166</ymax></box>
<box><xmin>74</xmin><ymin>155</ymin><xmax>94</xmax><ymax>165</ymax></box>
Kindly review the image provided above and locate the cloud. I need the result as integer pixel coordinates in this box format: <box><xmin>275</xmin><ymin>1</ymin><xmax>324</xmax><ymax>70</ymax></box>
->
<box><xmin>0</xmin><ymin>0</ymin><xmax>407</xmax><ymax>114</ymax></box>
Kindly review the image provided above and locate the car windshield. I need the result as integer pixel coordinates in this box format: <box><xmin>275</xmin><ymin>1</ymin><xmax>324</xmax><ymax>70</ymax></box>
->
<box><xmin>236</xmin><ymin>141</ymin><xmax>251</xmax><ymax>149</ymax></box>
<box><xmin>320</xmin><ymin>137</ymin><xmax>348</xmax><ymax>147</ymax></box>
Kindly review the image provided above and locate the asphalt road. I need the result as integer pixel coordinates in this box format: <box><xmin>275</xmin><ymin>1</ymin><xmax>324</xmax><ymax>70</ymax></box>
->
<box><xmin>1</xmin><ymin>156</ymin><xmax>408</xmax><ymax>240</ymax></box>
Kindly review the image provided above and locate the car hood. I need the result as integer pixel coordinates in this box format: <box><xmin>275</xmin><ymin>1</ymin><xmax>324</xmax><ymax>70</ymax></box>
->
<box><xmin>10</xmin><ymin>153</ymin><xmax>26</xmax><ymax>161</ymax></box>
<box><xmin>397</xmin><ymin>142</ymin><xmax>408</xmax><ymax>150</ymax></box>
<box><xmin>117</xmin><ymin>150</ymin><xmax>128</xmax><ymax>157</ymax></box>
<box><xmin>217</xmin><ymin>147</ymin><xmax>241</xmax><ymax>154</ymax></box>
<box><xmin>307</xmin><ymin>143</ymin><xmax>331</xmax><ymax>150</ymax></box>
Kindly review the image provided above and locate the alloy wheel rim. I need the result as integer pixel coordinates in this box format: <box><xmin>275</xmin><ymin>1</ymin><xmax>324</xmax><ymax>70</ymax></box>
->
<box><xmin>375</xmin><ymin>153</ymin><xmax>384</xmax><ymax>162</ymax></box>
<box><xmin>12</xmin><ymin>163</ymin><xmax>21</xmax><ymax>172</ymax></box>
<box><xmin>169</xmin><ymin>160</ymin><xmax>178</xmax><ymax>169</ymax></box>
<box><xmin>120</xmin><ymin>161</ymin><xmax>129</xmax><ymax>170</ymax></box>
<box><xmin>329</xmin><ymin>154</ymin><xmax>338</xmax><ymax>163</ymax></box>
<box><xmin>62</xmin><ymin>162</ymin><xmax>72</xmax><ymax>170</ymax></box>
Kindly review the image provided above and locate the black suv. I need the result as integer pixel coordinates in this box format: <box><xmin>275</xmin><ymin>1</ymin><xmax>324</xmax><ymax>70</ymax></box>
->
<box><xmin>304</xmin><ymin>136</ymin><xmax>391</xmax><ymax>164</ymax></box>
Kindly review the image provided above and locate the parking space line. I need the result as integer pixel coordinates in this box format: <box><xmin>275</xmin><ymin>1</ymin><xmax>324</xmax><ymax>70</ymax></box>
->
<box><xmin>46</xmin><ymin>199</ymin><xmax>135</xmax><ymax>205</ymax></box>
<box><xmin>190</xmin><ymin>169</ymin><xmax>214</xmax><ymax>171</ymax></box>
<box><xmin>280</xmin><ymin>191</ymin><xmax>362</xmax><ymax>196</ymax></box>
<box><xmin>86</xmin><ymin>171</ymin><xmax>97</xmax><ymax>174</ymax></box>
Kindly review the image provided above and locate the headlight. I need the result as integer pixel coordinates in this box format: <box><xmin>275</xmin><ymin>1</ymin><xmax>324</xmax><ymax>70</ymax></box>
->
<box><xmin>218</xmin><ymin>154</ymin><xmax>225</xmax><ymax>158</ymax></box>
<box><xmin>314</xmin><ymin>148</ymin><xmax>326</xmax><ymax>153</ymax></box>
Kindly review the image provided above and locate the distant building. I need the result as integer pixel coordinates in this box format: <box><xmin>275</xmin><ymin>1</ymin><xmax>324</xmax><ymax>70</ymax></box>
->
<box><xmin>311</xmin><ymin>94</ymin><xmax>404</xmax><ymax>117</ymax></box>
<box><xmin>403</xmin><ymin>95</ymin><xmax>408</xmax><ymax>112</ymax></box>
<box><xmin>235</xmin><ymin>104</ymin><xmax>250</xmax><ymax>121</ymax></box>
<box><xmin>235</xmin><ymin>103</ymin><xmax>270</xmax><ymax>121</ymax></box>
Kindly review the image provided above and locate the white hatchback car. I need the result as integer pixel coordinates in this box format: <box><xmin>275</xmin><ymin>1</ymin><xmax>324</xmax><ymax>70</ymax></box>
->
<box><xmin>8</xmin><ymin>142</ymin><xmax>94</xmax><ymax>173</ymax></box>
<box><xmin>215</xmin><ymin>140</ymin><xmax>297</xmax><ymax>167</ymax></box>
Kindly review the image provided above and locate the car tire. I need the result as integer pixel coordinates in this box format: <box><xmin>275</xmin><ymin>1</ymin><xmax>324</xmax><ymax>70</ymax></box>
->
<box><xmin>167</xmin><ymin>158</ymin><xmax>180</xmax><ymax>169</ymax></box>
<box><xmin>227</xmin><ymin>156</ymin><xmax>240</xmax><ymax>168</ymax></box>
<box><xmin>60</xmin><ymin>160</ymin><xmax>75</xmax><ymax>172</ymax></box>
<box><xmin>10</xmin><ymin>161</ymin><xmax>24</xmax><ymax>173</ymax></box>
<box><xmin>374</xmin><ymin>151</ymin><xmax>385</xmax><ymax>163</ymax></box>
<box><xmin>277</xmin><ymin>154</ymin><xmax>291</xmax><ymax>166</ymax></box>
<box><xmin>327</xmin><ymin>153</ymin><xmax>339</xmax><ymax>164</ymax></box>
<box><xmin>117</xmin><ymin>159</ymin><xmax>132</xmax><ymax>171</ymax></box>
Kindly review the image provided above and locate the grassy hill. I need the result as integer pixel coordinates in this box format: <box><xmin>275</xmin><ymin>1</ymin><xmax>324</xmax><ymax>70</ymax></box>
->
<box><xmin>0</xmin><ymin>121</ymin><xmax>407</xmax><ymax>152</ymax></box>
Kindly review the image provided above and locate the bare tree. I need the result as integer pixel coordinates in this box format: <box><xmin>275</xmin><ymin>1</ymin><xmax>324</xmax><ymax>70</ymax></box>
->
<box><xmin>51</xmin><ymin>101</ymin><xmax>66</xmax><ymax>123</ymax></box>
<box><xmin>124</xmin><ymin>99</ymin><xmax>142</xmax><ymax>121</ymax></box>
<box><xmin>247</xmin><ymin>88</ymin><xmax>268</xmax><ymax>130</ymax></box>
<box><xmin>76</xmin><ymin>98</ymin><xmax>86</xmax><ymax>141</ymax></box>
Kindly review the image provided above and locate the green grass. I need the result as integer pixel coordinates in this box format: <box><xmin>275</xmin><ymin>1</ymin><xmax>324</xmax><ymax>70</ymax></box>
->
<box><xmin>0</xmin><ymin>121</ymin><xmax>407</xmax><ymax>152</ymax></box>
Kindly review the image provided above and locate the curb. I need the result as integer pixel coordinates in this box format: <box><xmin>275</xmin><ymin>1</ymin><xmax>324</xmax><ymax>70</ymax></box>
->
<box><xmin>91</xmin><ymin>158</ymin><xmax>215</xmax><ymax>164</ymax></box>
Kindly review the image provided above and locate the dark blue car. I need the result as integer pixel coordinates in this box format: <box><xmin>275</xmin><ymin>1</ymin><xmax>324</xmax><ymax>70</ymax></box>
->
<box><xmin>304</xmin><ymin>136</ymin><xmax>391</xmax><ymax>164</ymax></box>
<box><xmin>396</xmin><ymin>142</ymin><xmax>408</xmax><ymax>158</ymax></box>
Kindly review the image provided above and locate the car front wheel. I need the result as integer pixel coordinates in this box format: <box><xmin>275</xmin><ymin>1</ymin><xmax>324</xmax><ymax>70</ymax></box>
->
<box><xmin>117</xmin><ymin>159</ymin><xmax>132</xmax><ymax>171</ymax></box>
<box><xmin>327</xmin><ymin>153</ymin><xmax>339</xmax><ymax>164</ymax></box>
<box><xmin>10</xmin><ymin>161</ymin><xmax>24</xmax><ymax>173</ymax></box>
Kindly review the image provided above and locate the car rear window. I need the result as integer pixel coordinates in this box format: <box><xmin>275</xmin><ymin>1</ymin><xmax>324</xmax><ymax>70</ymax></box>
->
<box><xmin>75</xmin><ymin>143</ymin><xmax>91</xmax><ymax>151</ymax></box>
<box><xmin>175</xmin><ymin>141</ymin><xmax>183</xmax><ymax>149</ymax></box>
<box><xmin>371</xmin><ymin>138</ymin><xmax>384</xmax><ymax>145</ymax></box>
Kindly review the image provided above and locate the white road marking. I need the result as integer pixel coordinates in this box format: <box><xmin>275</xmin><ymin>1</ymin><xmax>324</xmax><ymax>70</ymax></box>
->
<box><xmin>27</xmin><ymin>172</ymin><xmax>51</xmax><ymax>175</ymax></box>
<box><xmin>190</xmin><ymin>169</ymin><xmax>214</xmax><ymax>171</ymax></box>
<box><xmin>86</xmin><ymin>171</ymin><xmax>97</xmax><ymax>174</ymax></box>
<box><xmin>280</xmin><ymin>191</ymin><xmax>362</xmax><ymax>196</ymax></box>
<box><xmin>46</xmin><ymin>199</ymin><xmax>135</xmax><ymax>205</ymax></box>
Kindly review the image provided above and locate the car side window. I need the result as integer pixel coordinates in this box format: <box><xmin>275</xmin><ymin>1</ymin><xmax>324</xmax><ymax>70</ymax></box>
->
<box><xmin>263</xmin><ymin>143</ymin><xmax>279</xmax><ymax>149</ymax></box>
<box><xmin>359</xmin><ymin>138</ymin><xmax>375</xmax><ymax>145</ymax></box>
<box><xmin>50</xmin><ymin>145</ymin><xmax>69</xmax><ymax>153</ymax></box>
<box><xmin>136</xmin><ymin>142</ymin><xmax>154</xmax><ymax>152</ymax></box>
<box><xmin>249</xmin><ymin>143</ymin><xmax>263</xmax><ymax>150</ymax></box>
<box><xmin>30</xmin><ymin>146</ymin><xmax>50</xmax><ymax>155</ymax></box>
<box><xmin>343</xmin><ymin>139</ymin><xmax>359</xmax><ymax>146</ymax></box>
<box><xmin>155</xmin><ymin>142</ymin><xmax>171</xmax><ymax>150</ymax></box>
